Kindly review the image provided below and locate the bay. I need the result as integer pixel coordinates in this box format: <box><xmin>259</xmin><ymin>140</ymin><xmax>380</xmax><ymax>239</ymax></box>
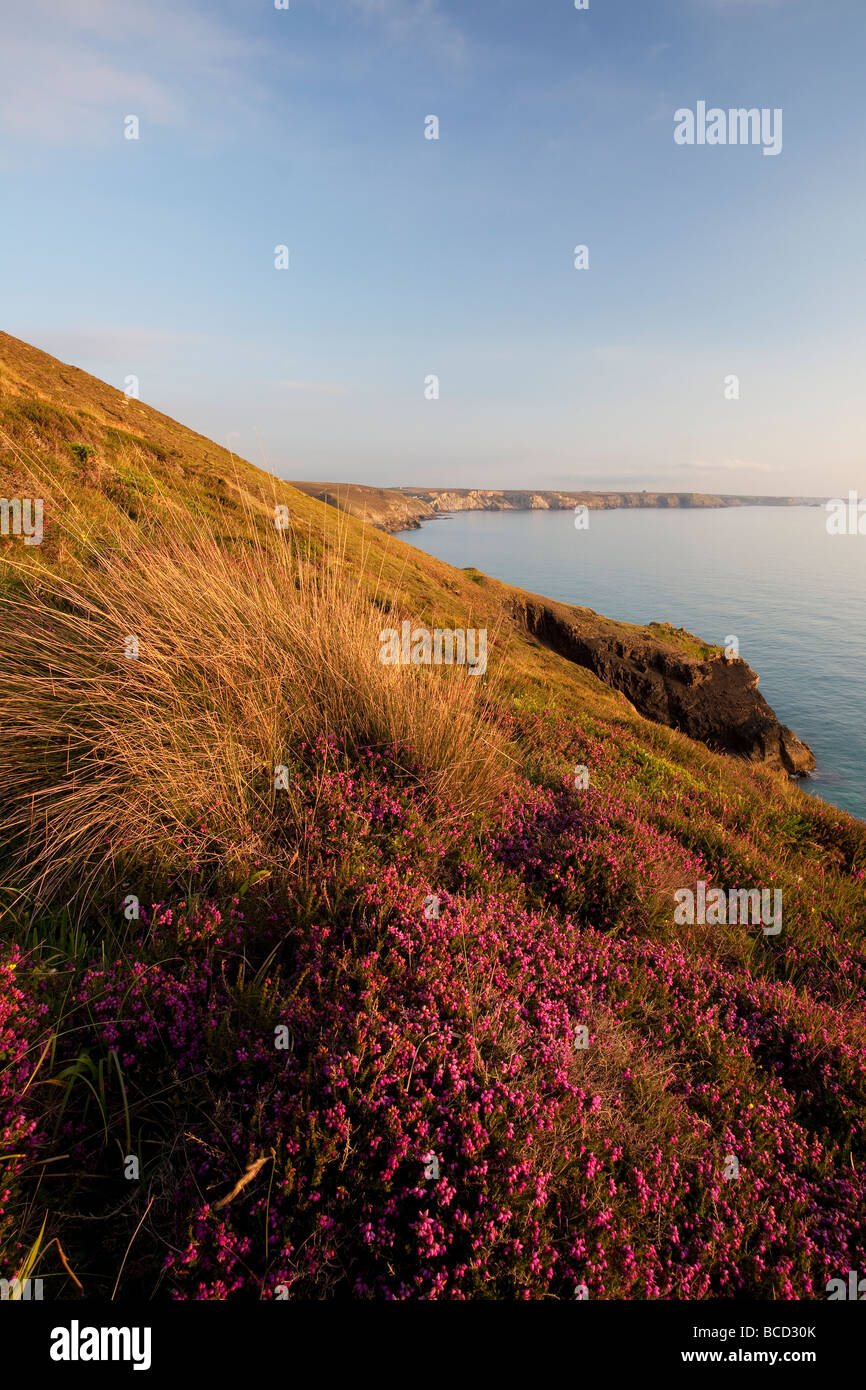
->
<box><xmin>397</xmin><ymin>506</ymin><xmax>866</xmax><ymax>822</ymax></box>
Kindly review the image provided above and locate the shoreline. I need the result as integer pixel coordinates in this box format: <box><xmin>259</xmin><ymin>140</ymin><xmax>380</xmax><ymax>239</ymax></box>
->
<box><xmin>289</xmin><ymin>481</ymin><xmax>825</xmax><ymax>535</ymax></box>
<box><xmin>395</xmin><ymin>497</ymin><xmax>826</xmax><ymax>536</ymax></box>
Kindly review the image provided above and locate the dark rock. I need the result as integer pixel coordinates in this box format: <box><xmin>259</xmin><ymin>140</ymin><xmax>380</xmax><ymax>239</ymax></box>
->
<box><xmin>510</xmin><ymin>594</ymin><xmax>815</xmax><ymax>777</ymax></box>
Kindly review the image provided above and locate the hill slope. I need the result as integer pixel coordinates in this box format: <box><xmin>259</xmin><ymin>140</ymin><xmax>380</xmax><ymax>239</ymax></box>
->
<box><xmin>0</xmin><ymin>333</ymin><xmax>813</xmax><ymax>772</ymax></box>
<box><xmin>0</xmin><ymin>332</ymin><xmax>864</xmax><ymax>1302</ymax></box>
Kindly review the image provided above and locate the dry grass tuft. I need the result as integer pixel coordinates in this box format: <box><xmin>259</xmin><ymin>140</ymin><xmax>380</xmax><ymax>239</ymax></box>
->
<box><xmin>0</xmin><ymin>499</ymin><xmax>510</xmax><ymax>905</ymax></box>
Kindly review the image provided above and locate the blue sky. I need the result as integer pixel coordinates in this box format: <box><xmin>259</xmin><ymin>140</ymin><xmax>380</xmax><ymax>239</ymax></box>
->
<box><xmin>2</xmin><ymin>0</ymin><xmax>864</xmax><ymax>493</ymax></box>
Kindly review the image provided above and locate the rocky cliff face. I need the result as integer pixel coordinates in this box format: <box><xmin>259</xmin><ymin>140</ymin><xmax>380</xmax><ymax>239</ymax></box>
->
<box><xmin>289</xmin><ymin>482</ymin><xmax>437</xmax><ymax>531</ymax></box>
<box><xmin>398</xmin><ymin>487</ymin><xmax>821</xmax><ymax>514</ymax></box>
<box><xmin>287</xmin><ymin>479</ymin><xmax>816</xmax><ymax>775</ymax></box>
<box><xmin>290</xmin><ymin>482</ymin><xmax>822</xmax><ymax>529</ymax></box>
<box><xmin>509</xmin><ymin>593</ymin><xmax>815</xmax><ymax>776</ymax></box>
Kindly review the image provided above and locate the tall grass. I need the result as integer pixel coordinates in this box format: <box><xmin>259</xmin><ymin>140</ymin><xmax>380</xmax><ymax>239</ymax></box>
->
<box><xmin>0</xmin><ymin>496</ymin><xmax>509</xmax><ymax>907</ymax></box>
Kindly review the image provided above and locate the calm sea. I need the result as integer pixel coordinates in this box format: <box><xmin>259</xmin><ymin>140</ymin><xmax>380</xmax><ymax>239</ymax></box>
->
<box><xmin>396</xmin><ymin>506</ymin><xmax>866</xmax><ymax>822</ymax></box>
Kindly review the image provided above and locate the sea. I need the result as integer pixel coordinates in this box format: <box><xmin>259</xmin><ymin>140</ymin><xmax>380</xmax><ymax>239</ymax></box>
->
<box><xmin>396</xmin><ymin>505</ymin><xmax>866</xmax><ymax>823</ymax></box>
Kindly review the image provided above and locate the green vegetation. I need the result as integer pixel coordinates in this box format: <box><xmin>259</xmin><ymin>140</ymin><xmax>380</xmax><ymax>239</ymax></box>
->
<box><xmin>0</xmin><ymin>331</ymin><xmax>863</xmax><ymax>1302</ymax></box>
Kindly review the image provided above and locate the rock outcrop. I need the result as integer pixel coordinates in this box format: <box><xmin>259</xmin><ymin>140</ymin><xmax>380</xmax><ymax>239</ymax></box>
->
<box><xmin>289</xmin><ymin>482</ymin><xmax>436</xmax><ymax>532</ymax></box>
<box><xmin>509</xmin><ymin>593</ymin><xmax>815</xmax><ymax>776</ymax></box>
<box><xmin>397</xmin><ymin>487</ymin><xmax>821</xmax><ymax>514</ymax></box>
<box><xmin>289</xmin><ymin>482</ymin><xmax>823</xmax><ymax>531</ymax></box>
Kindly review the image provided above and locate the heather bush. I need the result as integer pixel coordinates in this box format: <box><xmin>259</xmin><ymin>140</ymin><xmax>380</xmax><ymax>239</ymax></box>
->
<box><xmin>1</xmin><ymin>460</ymin><xmax>865</xmax><ymax>1301</ymax></box>
<box><xmin>2</xmin><ymin>712</ymin><xmax>864</xmax><ymax>1299</ymax></box>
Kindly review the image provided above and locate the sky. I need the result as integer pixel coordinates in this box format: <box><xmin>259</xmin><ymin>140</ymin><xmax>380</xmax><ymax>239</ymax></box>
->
<box><xmin>1</xmin><ymin>0</ymin><xmax>864</xmax><ymax>494</ymax></box>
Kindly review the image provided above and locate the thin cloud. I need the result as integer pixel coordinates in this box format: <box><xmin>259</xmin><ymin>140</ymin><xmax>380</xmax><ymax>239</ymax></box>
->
<box><xmin>278</xmin><ymin>380</ymin><xmax>352</xmax><ymax>397</ymax></box>
<box><xmin>691</xmin><ymin>0</ymin><xmax>793</xmax><ymax>8</ymax></box>
<box><xmin>27</xmin><ymin>327</ymin><xmax>217</xmax><ymax>365</ymax></box>
<box><xmin>345</xmin><ymin>0</ymin><xmax>467</xmax><ymax>66</ymax></box>
<box><xmin>0</xmin><ymin>44</ymin><xmax>183</xmax><ymax>137</ymax></box>
<box><xmin>591</xmin><ymin>345</ymin><xmax>638</xmax><ymax>363</ymax></box>
<box><xmin>0</xmin><ymin>0</ymin><xmax>266</xmax><ymax>144</ymax></box>
<box><xmin>681</xmin><ymin>458</ymin><xmax>783</xmax><ymax>474</ymax></box>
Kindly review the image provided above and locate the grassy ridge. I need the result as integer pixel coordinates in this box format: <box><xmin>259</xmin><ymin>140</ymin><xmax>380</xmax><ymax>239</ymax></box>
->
<box><xmin>1</xmin><ymin>334</ymin><xmax>864</xmax><ymax>1300</ymax></box>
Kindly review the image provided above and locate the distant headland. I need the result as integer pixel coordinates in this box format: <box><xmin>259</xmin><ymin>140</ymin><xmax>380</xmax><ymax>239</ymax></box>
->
<box><xmin>289</xmin><ymin>482</ymin><xmax>824</xmax><ymax>534</ymax></box>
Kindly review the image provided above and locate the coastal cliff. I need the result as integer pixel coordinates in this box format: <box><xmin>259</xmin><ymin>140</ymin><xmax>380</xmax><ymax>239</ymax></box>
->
<box><xmin>6</xmin><ymin>330</ymin><xmax>862</xmax><ymax>1313</ymax></box>
<box><xmin>507</xmin><ymin>590</ymin><xmax>816</xmax><ymax>776</ymax></box>
<box><xmin>248</xmin><ymin>482</ymin><xmax>817</xmax><ymax>774</ymax></box>
<box><xmin>399</xmin><ymin>486</ymin><xmax>821</xmax><ymax>518</ymax></box>
<box><xmin>290</xmin><ymin>481</ymin><xmax>821</xmax><ymax>532</ymax></box>
<box><xmin>290</xmin><ymin>481</ymin><xmax>437</xmax><ymax>531</ymax></box>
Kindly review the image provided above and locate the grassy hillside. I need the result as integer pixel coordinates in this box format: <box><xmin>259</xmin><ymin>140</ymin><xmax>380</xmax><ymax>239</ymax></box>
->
<box><xmin>1</xmin><ymin>334</ymin><xmax>864</xmax><ymax>1301</ymax></box>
